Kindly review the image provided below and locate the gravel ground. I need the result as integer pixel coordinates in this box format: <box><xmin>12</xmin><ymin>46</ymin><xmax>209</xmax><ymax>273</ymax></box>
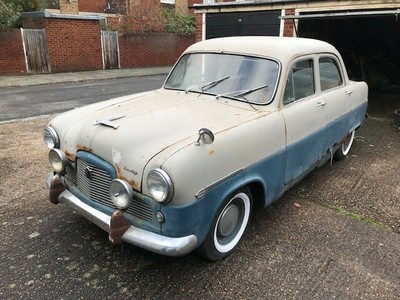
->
<box><xmin>292</xmin><ymin>116</ymin><xmax>400</xmax><ymax>233</ymax></box>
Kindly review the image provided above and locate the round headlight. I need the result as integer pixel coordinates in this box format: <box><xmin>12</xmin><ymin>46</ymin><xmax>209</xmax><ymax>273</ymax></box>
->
<box><xmin>147</xmin><ymin>169</ymin><xmax>173</xmax><ymax>203</ymax></box>
<box><xmin>109</xmin><ymin>179</ymin><xmax>133</xmax><ymax>210</ymax></box>
<box><xmin>44</xmin><ymin>126</ymin><xmax>60</xmax><ymax>149</ymax></box>
<box><xmin>48</xmin><ymin>148</ymin><xmax>67</xmax><ymax>173</ymax></box>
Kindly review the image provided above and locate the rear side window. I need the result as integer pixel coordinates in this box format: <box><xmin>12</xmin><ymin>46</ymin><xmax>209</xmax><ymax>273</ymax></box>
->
<box><xmin>319</xmin><ymin>57</ymin><xmax>343</xmax><ymax>91</ymax></box>
<box><xmin>283</xmin><ymin>59</ymin><xmax>315</xmax><ymax>104</ymax></box>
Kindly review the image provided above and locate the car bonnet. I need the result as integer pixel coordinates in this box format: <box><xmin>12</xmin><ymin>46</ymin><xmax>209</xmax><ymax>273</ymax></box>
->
<box><xmin>49</xmin><ymin>89</ymin><xmax>269</xmax><ymax>191</ymax></box>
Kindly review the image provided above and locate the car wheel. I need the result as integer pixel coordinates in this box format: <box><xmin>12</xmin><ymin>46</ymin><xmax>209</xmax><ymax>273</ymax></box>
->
<box><xmin>334</xmin><ymin>130</ymin><xmax>355</xmax><ymax>161</ymax></box>
<box><xmin>197</xmin><ymin>187</ymin><xmax>252</xmax><ymax>260</ymax></box>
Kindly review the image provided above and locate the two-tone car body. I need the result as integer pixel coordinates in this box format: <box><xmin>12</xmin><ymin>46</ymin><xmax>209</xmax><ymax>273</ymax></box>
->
<box><xmin>44</xmin><ymin>37</ymin><xmax>368</xmax><ymax>260</ymax></box>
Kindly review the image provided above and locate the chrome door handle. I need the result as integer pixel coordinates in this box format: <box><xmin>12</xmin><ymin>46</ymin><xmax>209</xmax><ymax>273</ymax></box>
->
<box><xmin>345</xmin><ymin>90</ymin><xmax>353</xmax><ymax>96</ymax></box>
<box><xmin>316</xmin><ymin>101</ymin><xmax>326</xmax><ymax>108</ymax></box>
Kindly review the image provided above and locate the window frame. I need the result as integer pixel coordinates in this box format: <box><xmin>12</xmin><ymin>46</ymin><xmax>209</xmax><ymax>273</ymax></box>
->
<box><xmin>282</xmin><ymin>56</ymin><xmax>316</xmax><ymax>105</ymax></box>
<box><xmin>318</xmin><ymin>55</ymin><xmax>344</xmax><ymax>93</ymax></box>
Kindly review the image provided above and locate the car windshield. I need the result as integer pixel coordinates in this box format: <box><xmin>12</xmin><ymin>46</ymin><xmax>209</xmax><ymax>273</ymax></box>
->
<box><xmin>164</xmin><ymin>53</ymin><xmax>280</xmax><ymax>104</ymax></box>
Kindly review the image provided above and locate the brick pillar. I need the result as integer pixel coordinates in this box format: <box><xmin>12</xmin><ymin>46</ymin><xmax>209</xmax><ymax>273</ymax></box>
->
<box><xmin>283</xmin><ymin>9</ymin><xmax>295</xmax><ymax>37</ymax></box>
<box><xmin>195</xmin><ymin>13</ymin><xmax>203</xmax><ymax>42</ymax></box>
<box><xmin>59</xmin><ymin>0</ymin><xmax>79</xmax><ymax>15</ymax></box>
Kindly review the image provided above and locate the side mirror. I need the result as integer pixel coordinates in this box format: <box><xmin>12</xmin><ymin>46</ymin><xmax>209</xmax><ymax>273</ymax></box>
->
<box><xmin>195</xmin><ymin>128</ymin><xmax>214</xmax><ymax>146</ymax></box>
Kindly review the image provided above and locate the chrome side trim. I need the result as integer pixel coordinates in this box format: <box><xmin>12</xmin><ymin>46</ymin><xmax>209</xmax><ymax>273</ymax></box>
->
<box><xmin>58</xmin><ymin>190</ymin><xmax>198</xmax><ymax>257</ymax></box>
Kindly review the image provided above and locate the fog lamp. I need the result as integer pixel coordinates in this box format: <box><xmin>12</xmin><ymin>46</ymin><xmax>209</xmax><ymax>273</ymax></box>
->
<box><xmin>48</xmin><ymin>149</ymin><xmax>67</xmax><ymax>173</ymax></box>
<box><xmin>109</xmin><ymin>179</ymin><xmax>133</xmax><ymax>210</ymax></box>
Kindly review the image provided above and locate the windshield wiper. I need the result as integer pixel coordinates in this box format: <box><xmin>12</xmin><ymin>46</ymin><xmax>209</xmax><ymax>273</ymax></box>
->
<box><xmin>185</xmin><ymin>76</ymin><xmax>230</xmax><ymax>94</ymax></box>
<box><xmin>233</xmin><ymin>84</ymin><xmax>268</xmax><ymax>98</ymax></box>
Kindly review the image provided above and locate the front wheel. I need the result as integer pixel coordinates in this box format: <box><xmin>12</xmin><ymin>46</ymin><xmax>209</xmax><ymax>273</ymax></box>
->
<box><xmin>334</xmin><ymin>130</ymin><xmax>355</xmax><ymax>161</ymax></box>
<box><xmin>197</xmin><ymin>188</ymin><xmax>252</xmax><ymax>260</ymax></box>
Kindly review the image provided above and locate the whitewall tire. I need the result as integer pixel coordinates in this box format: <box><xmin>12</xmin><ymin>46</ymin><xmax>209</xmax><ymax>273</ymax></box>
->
<box><xmin>334</xmin><ymin>130</ymin><xmax>355</xmax><ymax>161</ymax></box>
<box><xmin>197</xmin><ymin>187</ymin><xmax>252</xmax><ymax>260</ymax></box>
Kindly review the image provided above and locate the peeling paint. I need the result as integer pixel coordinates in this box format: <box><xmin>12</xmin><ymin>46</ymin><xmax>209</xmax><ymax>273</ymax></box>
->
<box><xmin>112</xmin><ymin>148</ymin><xmax>121</xmax><ymax>164</ymax></box>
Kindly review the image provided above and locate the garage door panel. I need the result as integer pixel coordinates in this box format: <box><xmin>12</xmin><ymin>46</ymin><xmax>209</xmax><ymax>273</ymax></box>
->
<box><xmin>206</xmin><ymin>10</ymin><xmax>280</xmax><ymax>39</ymax></box>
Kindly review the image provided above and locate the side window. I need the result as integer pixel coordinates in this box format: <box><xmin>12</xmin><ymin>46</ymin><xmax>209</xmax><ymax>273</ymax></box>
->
<box><xmin>283</xmin><ymin>59</ymin><xmax>315</xmax><ymax>104</ymax></box>
<box><xmin>319</xmin><ymin>57</ymin><xmax>343</xmax><ymax>91</ymax></box>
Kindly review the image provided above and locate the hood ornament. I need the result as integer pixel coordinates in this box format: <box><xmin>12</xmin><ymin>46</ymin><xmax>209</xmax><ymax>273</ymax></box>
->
<box><xmin>93</xmin><ymin>115</ymin><xmax>125</xmax><ymax>129</ymax></box>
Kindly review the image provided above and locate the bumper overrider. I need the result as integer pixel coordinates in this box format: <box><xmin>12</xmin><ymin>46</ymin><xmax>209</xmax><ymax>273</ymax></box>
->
<box><xmin>49</xmin><ymin>175</ymin><xmax>198</xmax><ymax>257</ymax></box>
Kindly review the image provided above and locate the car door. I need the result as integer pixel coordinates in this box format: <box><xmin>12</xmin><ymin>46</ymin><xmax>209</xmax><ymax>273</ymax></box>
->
<box><xmin>317</xmin><ymin>55</ymin><xmax>351</xmax><ymax>153</ymax></box>
<box><xmin>281</xmin><ymin>57</ymin><xmax>327</xmax><ymax>185</ymax></box>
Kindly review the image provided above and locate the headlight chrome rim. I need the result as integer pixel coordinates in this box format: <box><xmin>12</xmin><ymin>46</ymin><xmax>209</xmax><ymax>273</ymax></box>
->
<box><xmin>48</xmin><ymin>148</ymin><xmax>67</xmax><ymax>173</ymax></box>
<box><xmin>44</xmin><ymin>126</ymin><xmax>60</xmax><ymax>149</ymax></box>
<box><xmin>109</xmin><ymin>179</ymin><xmax>133</xmax><ymax>210</ymax></box>
<box><xmin>147</xmin><ymin>169</ymin><xmax>174</xmax><ymax>203</ymax></box>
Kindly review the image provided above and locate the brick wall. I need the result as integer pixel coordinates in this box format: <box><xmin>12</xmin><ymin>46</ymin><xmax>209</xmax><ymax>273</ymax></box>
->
<box><xmin>79</xmin><ymin>0</ymin><xmax>107</xmax><ymax>13</ymax></box>
<box><xmin>0</xmin><ymin>29</ymin><xmax>26</xmax><ymax>75</ymax></box>
<box><xmin>188</xmin><ymin>0</ymin><xmax>202</xmax><ymax>14</ymax></box>
<box><xmin>1</xmin><ymin>16</ymin><xmax>195</xmax><ymax>75</ymax></box>
<box><xmin>119</xmin><ymin>33</ymin><xmax>195</xmax><ymax>68</ymax></box>
<box><xmin>44</xmin><ymin>18</ymin><xmax>103</xmax><ymax>72</ymax></box>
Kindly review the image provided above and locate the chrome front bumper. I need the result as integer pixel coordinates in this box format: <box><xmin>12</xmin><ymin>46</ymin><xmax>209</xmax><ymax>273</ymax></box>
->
<box><xmin>58</xmin><ymin>190</ymin><xmax>198</xmax><ymax>257</ymax></box>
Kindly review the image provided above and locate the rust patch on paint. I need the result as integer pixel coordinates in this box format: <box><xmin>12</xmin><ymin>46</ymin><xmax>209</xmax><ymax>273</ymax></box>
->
<box><xmin>76</xmin><ymin>144</ymin><xmax>93</xmax><ymax>153</ymax></box>
<box><xmin>114</xmin><ymin>164</ymin><xmax>140</xmax><ymax>191</ymax></box>
<box><xmin>208</xmin><ymin>149</ymin><xmax>215</xmax><ymax>155</ymax></box>
<box><xmin>65</xmin><ymin>150</ymin><xmax>75</xmax><ymax>161</ymax></box>
<box><xmin>109</xmin><ymin>210</ymin><xmax>130</xmax><ymax>245</ymax></box>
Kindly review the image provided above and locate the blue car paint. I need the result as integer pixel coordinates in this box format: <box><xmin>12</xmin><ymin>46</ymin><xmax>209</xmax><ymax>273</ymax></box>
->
<box><xmin>160</xmin><ymin>101</ymin><xmax>367</xmax><ymax>245</ymax></box>
<box><xmin>349</xmin><ymin>102</ymin><xmax>368</xmax><ymax>132</ymax></box>
<box><xmin>77</xmin><ymin>151</ymin><xmax>117</xmax><ymax>178</ymax></box>
<box><xmin>160</xmin><ymin>149</ymin><xmax>286</xmax><ymax>244</ymax></box>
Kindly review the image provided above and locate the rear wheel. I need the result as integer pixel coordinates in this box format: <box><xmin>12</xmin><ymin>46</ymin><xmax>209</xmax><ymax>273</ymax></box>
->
<box><xmin>197</xmin><ymin>187</ymin><xmax>252</xmax><ymax>260</ymax></box>
<box><xmin>334</xmin><ymin>130</ymin><xmax>355</xmax><ymax>161</ymax></box>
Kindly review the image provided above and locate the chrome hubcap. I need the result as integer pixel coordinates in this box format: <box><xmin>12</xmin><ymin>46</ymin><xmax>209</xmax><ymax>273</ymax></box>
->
<box><xmin>218</xmin><ymin>203</ymin><xmax>239</xmax><ymax>237</ymax></box>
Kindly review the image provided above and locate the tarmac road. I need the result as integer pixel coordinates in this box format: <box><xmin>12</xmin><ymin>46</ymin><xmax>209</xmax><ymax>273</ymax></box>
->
<box><xmin>0</xmin><ymin>69</ymin><xmax>399</xmax><ymax>299</ymax></box>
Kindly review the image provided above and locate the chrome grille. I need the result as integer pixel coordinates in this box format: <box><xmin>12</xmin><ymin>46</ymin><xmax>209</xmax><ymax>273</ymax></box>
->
<box><xmin>77</xmin><ymin>159</ymin><xmax>112</xmax><ymax>206</ymax></box>
<box><xmin>64</xmin><ymin>157</ymin><xmax>153</xmax><ymax>221</ymax></box>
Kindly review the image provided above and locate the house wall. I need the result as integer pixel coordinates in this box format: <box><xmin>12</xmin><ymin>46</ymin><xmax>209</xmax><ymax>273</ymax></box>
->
<box><xmin>0</xmin><ymin>29</ymin><xmax>26</xmax><ymax>75</ymax></box>
<box><xmin>120</xmin><ymin>34</ymin><xmax>195</xmax><ymax>67</ymax></box>
<box><xmin>79</xmin><ymin>0</ymin><xmax>108</xmax><ymax>13</ymax></box>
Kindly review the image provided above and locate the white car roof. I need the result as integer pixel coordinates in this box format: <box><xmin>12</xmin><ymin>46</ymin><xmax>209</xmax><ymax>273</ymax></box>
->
<box><xmin>184</xmin><ymin>36</ymin><xmax>340</xmax><ymax>62</ymax></box>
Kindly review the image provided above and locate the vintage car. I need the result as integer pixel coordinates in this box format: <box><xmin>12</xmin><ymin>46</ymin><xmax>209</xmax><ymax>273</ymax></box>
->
<box><xmin>44</xmin><ymin>37</ymin><xmax>368</xmax><ymax>260</ymax></box>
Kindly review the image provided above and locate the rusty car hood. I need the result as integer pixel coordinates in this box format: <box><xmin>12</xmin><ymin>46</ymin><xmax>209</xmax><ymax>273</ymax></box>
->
<box><xmin>49</xmin><ymin>89</ymin><xmax>270</xmax><ymax>191</ymax></box>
